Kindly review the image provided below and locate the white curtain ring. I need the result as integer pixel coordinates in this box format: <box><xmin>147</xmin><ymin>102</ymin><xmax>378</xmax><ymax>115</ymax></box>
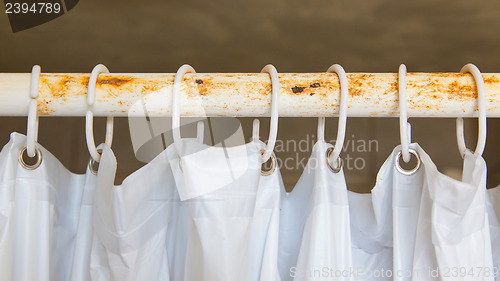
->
<box><xmin>26</xmin><ymin>99</ymin><xmax>39</xmax><ymax>158</ymax></box>
<box><xmin>260</xmin><ymin>64</ymin><xmax>280</xmax><ymax>163</ymax></box>
<box><xmin>196</xmin><ymin>121</ymin><xmax>205</xmax><ymax>143</ymax></box>
<box><xmin>172</xmin><ymin>64</ymin><xmax>196</xmax><ymax>154</ymax></box>
<box><xmin>26</xmin><ymin>65</ymin><xmax>41</xmax><ymax>158</ymax></box>
<box><xmin>87</xmin><ymin>64</ymin><xmax>109</xmax><ymax>106</ymax></box>
<box><xmin>86</xmin><ymin>64</ymin><xmax>114</xmax><ymax>162</ymax></box>
<box><xmin>325</xmin><ymin>64</ymin><xmax>348</xmax><ymax>165</ymax></box>
<box><xmin>456</xmin><ymin>63</ymin><xmax>487</xmax><ymax>158</ymax></box>
<box><xmin>252</xmin><ymin>119</ymin><xmax>260</xmax><ymax>142</ymax></box>
<box><xmin>398</xmin><ymin>64</ymin><xmax>411</xmax><ymax>163</ymax></box>
<box><xmin>317</xmin><ymin>117</ymin><xmax>325</xmax><ymax>142</ymax></box>
<box><xmin>30</xmin><ymin>65</ymin><xmax>41</xmax><ymax>99</ymax></box>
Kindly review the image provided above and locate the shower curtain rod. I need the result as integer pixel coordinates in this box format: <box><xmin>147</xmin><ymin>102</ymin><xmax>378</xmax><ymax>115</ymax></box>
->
<box><xmin>0</xmin><ymin>72</ymin><xmax>499</xmax><ymax>117</ymax></box>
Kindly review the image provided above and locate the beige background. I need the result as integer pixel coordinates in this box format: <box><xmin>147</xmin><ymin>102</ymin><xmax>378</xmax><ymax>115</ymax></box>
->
<box><xmin>0</xmin><ymin>0</ymin><xmax>499</xmax><ymax>191</ymax></box>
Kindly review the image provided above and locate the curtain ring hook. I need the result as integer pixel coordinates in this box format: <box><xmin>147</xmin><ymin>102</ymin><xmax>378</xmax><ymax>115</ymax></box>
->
<box><xmin>251</xmin><ymin>118</ymin><xmax>277</xmax><ymax>176</ymax></box>
<box><xmin>398</xmin><ymin>64</ymin><xmax>412</xmax><ymax>163</ymax></box>
<box><xmin>456</xmin><ymin>63</ymin><xmax>487</xmax><ymax>158</ymax></box>
<box><xmin>252</xmin><ymin>119</ymin><xmax>260</xmax><ymax>142</ymax></box>
<box><xmin>396</xmin><ymin>64</ymin><xmax>421</xmax><ymax>175</ymax></box>
<box><xmin>317</xmin><ymin>117</ymin><xmax>325</xmax><ymax>142</ymax></box>
<box><xmin>260</xmin><ymin>149</ymin><xmax>277</xmax><ymax>176</ymax></box>
<box><xmin>324</xmin><ymin>64</ymin><xmax>348</xmax><ymax>172</ymax></box>
<box><xmin>26</xmin><ymin>65</ymin><xmax>41</xmax><ymax>158</ymax></box>
<box><xmin>260</xmin><ymin>64</ymin><xmax>280</xmax><ymax>163</ymax></box>
<box><xmin>326</xmin><ymin>147</ymin><xmax>343</xmax><ymax>173</ymax></box>
<box><xmin>86</xmin><ymin>64</ymin><xmax>114</xmax><ymax>163</ymax></box>
<box><xmin>172</xmin><ymin>64</ymin><xmax>196</xmax><ymax>154</ymax></box>
<box><xmin>196</xmin><ymin>120</ymin><xmax>205</xmax><ymax>143</ymax></box>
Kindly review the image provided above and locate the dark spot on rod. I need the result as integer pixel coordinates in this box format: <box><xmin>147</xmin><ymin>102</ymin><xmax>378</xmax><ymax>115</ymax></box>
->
<box><xmin>195</xmin><ymin>79</ymin><xmax>204</xmax><ymax>84</ymax></box>
<box><xmin>100</xmin><ymin>78</ymin><xmax>132</xmax><ymax>86</ymax></box>
<box><xmin>310</xmin><ymin>93</ymin><xmax>315</xmax><ymax>96</ymax></box>
<box><xmin>291</xmin><ymin>86</ymin><xmax>306</xmax><ymax>93</ymax></box>
<box><xmin>310</xmin><ymin>83</ymin><xmax>320</xmax><ymax>88</ymax></box>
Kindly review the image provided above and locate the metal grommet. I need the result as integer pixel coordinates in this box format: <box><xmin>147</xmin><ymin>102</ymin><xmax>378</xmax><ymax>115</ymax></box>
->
<box><xmin>395</xmin><ymin>148</ymin><xmax>421</xmax><ymax>176</ymax></box>
<box><xmin>260</xmin><ymin>149</ymin><xmax>276</xmax><ymax>176</ymax></box>
<box><xmin>88</xmin><ymin>149</ymin><xmax>102</xmax><ymax>175</ymax></box>
<box><xmin>326</xmin><ymin>147</ymin><xmax>343</xmax><ymax>173</ymax></box>
<box><xmin>18</xmin><ymin>145</ymin><xmax>42</xmax><ymax>170</ymax></box>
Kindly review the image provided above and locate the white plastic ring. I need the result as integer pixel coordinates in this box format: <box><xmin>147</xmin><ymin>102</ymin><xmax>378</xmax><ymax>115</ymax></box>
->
<box><xmin>88</xmin><ymin>143</ymin><xmax>105</xmax><ymax>174</ymax></box>
<box><xmin>172</xmin><ymin>64</ymin><xmax>196</xmax><ymax>154</ymax></box>
<box><xmin>317</xmin><ymin>117</ymin><xmax>325</xmax><ymax>142</ymax></box>
<box><xmin>30</xmin><ymin>65</ymin><xmax>41</xmax><ymax>99</ymax></box>
<box><xmin>260</xmin><ymin>64</ymin><xmax>280</xmax><ymax>163</ymax></box>
<box><xmin>252</xmin><ymin>120</ymin><xmax>277</xmax><ymax>175</ymax></box>
<box><xmin>456</xmin><ymin>63</ymin><xmax>487</xmax><ymax>158</ymax></box>
<box><xmin>196</xmin><ymin>121</ymin><xmax>205</xmax><ymax>143</ymax></box>
<box><xmin>86</xmin><ymin>64</ymin><xmax>114</xmax><ymax>162</ymax></box>
<box><xmin>398</xmin><ymin>64</ymin><xmax>411</xmax><ymax>163</ymax></box>
<box><xmin>325</xmin><ymin>64</ymin><xmax>348</xmax><ymax>165</ymax></box>
<box><xmin>26</xmin><ymin>65</ymin><xmax>41</xmax><ymax>158</ymax></box>
<box><xmin>252</xmin><ymin>119</ymin><xmax>260</xmax><ymax>142</ymax></box>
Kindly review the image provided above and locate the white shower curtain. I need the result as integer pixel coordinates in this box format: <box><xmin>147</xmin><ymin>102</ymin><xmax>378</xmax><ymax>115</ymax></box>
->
<box><xmin>412</xmin><ymin>148</ymin><xmax>493</xmax><ymax>281</ymax></box>
<box><xmin>0</xmin><ymin>132</ymin><xmax>497</xmax><ymax>281</ymax></box>
<box><xmin>90</xmin><ymin>137</ymin><xmax>282</xmax><ymax>281</ymax></box>
<box><xmin>486</xmin><ymin>184</ymin><xmax>500</xmax><ymax>279</ymax></box>
<box><xmin>0</xmin><ymin>133</ymin><xmax>96</xmax><ymax>281</ymax></box>
<box><xmin>278</xmin><ymin>140</ymin><xmax>352</xmax><ymax>281</ymax></box>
